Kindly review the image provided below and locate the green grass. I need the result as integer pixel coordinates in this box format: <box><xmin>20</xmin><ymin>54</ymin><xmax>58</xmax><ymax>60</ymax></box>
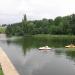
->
<box><xmin>0</xmin><ymin>27</ymin><xmax>6</xmax><ymax>33</ymax></box>
<box><xmin>0</xmin><ymin>65</ymin><xmax>3</xmax><ymax>75</ymax></box>
<box><xmin>33</xmin><ymin>34</ymin><xmax>75</xmax><ymax>37</ymax></box>
<box><xmin>33</xmin><ymin>34</ymin><xmax>75</xmax><ymax>41</ymax></box>
<box><xmin>32</xmin><ymin>34</ymin><xmax>75</xmax><ymax>48</ymax></box>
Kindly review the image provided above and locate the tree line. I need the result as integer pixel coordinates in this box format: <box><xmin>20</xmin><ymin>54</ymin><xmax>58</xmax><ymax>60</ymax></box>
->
<box><xmin>5</xmin><ymin>14</ymin><xmax>75</xmax><ymax>36</ymax></box>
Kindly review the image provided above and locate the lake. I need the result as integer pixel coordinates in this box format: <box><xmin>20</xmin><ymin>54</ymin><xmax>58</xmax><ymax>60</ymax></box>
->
<box><xmin>0</xmin><ymin>34</ymin><xmax>75</xmax><ymax>75</ymax></box>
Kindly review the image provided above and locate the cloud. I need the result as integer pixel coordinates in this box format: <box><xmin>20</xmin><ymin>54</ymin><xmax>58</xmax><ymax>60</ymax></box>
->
<box><xmin>0</xmin><ymin>0</ymin><xmax>75</xmax><ymax>24</ymax></box>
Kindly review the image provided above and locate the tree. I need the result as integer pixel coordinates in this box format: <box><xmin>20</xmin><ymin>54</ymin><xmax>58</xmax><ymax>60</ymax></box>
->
<box><xmin>54</xmin><ymin>16</ymin><xmax>63</xmax><ymax>26</ymax></box>
<box><xmin>70</xmin><ymin>14</ymin><xmax>75</xmax><ymax>34</ymax></box>
<box><xmin>5</xmin><ymin>13</ymin><xmax>75</xmax><ymax>36</ymax></box>
<box><xmin>24</xmin><ymin>14</ymin><xmax>27</xmax><ymax>22</ymax></box>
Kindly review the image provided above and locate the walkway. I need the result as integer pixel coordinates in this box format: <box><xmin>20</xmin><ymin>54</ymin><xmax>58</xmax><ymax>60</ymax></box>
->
<box><xmin>0</xmin><ymin>47</ymin><xmax>20</xmax><ymax>75</ymax></box>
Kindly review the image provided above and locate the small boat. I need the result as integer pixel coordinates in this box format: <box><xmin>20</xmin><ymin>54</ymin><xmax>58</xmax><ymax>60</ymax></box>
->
<box><xmin>39</xmin><ymin>46</ymin><xmax>52</xmax><ymax>50</ymax></box>
<box><xmin>65</xmin><ymin>44</ymin><xmax>75</xmax><ymax>48</ymax></box>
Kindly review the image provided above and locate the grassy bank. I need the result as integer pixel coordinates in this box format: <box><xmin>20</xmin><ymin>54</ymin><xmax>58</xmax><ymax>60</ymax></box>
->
<box><xmin>0</xmin><ymin>65</ymin><xmax>3</xmax><ymax>75</ymax></box>
<box><xmin>0</xmin><ymin>27</ymin><xmax>6</xmax><ymax>33</ymax></box>
<box><xmin>33</xmin><ymin>34</ymin><xmax>75</xmax><ymax>38</ymax></box>
<box><xmin>12</xmin><ymin>34</ymin><xmax>75</xmax><ymax>43</ymax></box>
<box><xmin>32</xmin><ymin>34</ymin><xmax>75</xmax><ymax>45</ymax></box>
<box><xmin>33</xmin><ymin>34</ymin><xmax>75</xmax><ymax>40</ymax></box>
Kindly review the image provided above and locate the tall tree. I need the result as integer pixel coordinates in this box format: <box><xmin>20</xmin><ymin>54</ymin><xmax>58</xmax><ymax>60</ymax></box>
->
<box><xmin>24</xmin><ymin>14</ymin><xmax>27</xmax><ymax>21</ymax></box>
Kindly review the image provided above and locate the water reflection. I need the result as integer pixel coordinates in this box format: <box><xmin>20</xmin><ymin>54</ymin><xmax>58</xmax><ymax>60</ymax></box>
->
<box><xmin>9</xmin><ymin>36</ymin><xmax>74</xmax><ymax>54</ymax></box>
<box><xmin>22</xmin><ymin>49</ymin><xmax>54</xmax><ymax>75</ymax></box>
<box><xmin>0</xmin><ymin>35</ymin><xmax>75</xmax><ymax>75</ymax></box>
<box><xmin>65</xmin><ymin>50</ymin><xmax>75</xmax><ymax>62</ymax></box>
<box><xmin>6</xmin><ymin>36</ymin><xmax>75</xmax><ymax>62</ymax></box>
<box><xmin>54</xmin><ymin>49</ymin><xmax>64</xmax><ymax>55</ymax></box>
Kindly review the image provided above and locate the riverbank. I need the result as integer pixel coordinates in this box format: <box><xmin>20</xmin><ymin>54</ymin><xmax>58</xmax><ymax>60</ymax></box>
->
<box><xmin>6</xmin><ymin>34</ymin><xmax>75</xmax><ymax>39</ymax></box>
<box><xmin>33</xmin><ymin>34</ymin><xmax>75</xmax><ymax>38</ymax></box>
<box><xmin>32</xmin><ymin>34</ymin><xmax>75</xmax><ymax>41</ymax></box>
<box><xmin>0</xmin><ymin>65</ymin><xmax>3</xmax><ymax>75</ymax></box>
<box><xmin>0</xmin><ymin>27</ymin><xmax>6</xmax><ymax>33</ymax></box>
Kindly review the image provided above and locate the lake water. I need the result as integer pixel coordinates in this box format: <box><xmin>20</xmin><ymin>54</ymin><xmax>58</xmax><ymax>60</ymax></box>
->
<box><xmin>0</xmin><ymin>34</ymin><xmax>75</xmax><ymax>75</ymax></box>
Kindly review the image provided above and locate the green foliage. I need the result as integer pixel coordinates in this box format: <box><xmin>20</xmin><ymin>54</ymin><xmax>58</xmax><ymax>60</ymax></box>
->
<box><xmin>5</xmin><ymin>14</ymin><xmax>75</xmax><ymax>36</ymax></box>
<box><xmin>0</xmin><ymin>65</ymin><xmax>4</xmax><ymax>75</ymax></box>
<box><xmin>0</xmin><ymin>27</ymin><xmax>6</xmax><ymax>33</ymax></box>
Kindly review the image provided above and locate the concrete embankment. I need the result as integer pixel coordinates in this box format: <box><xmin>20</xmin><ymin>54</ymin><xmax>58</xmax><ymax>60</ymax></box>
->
<box><xmin>0</xmin><ymin>47</ymin><xmax>20</xmax><ymax>75</ymax></box>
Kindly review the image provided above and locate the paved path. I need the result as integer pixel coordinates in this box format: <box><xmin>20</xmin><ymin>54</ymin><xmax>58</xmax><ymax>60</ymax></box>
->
<box><xmin>0</xmin><ymin>47</ymin><xmax>20</xmax><ymax>75</ymax></box>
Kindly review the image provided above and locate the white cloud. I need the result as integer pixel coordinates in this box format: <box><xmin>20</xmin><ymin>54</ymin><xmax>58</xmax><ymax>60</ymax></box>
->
<box><xmin>0</xmin><ymin>0</ymin><xmax>75</xmax><ymax>24</ymax></box>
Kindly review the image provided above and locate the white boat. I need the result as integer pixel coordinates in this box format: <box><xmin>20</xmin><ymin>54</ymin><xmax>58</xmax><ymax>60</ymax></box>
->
<box><xmin>39</xmin><ymin>46</ymin><xmax>52</xmax><ymax>50</ymax></box>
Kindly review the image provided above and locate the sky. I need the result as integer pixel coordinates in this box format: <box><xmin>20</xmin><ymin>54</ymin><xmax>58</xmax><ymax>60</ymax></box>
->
<box><xmin>0</xmin><ymin>0</ymin><xmax>75</xmax><ymax>24</ymax></box>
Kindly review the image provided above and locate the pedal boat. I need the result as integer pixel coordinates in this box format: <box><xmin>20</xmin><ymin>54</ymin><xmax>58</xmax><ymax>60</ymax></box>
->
<box><xmin>39</xmin><ymin>46</ymin><xmax>52</xmax><ymax>50</ymax></box>
<box><xmin>65</xmin><ymin>44</ymin><xmax>75</xmax><ymax>48</ymax></box>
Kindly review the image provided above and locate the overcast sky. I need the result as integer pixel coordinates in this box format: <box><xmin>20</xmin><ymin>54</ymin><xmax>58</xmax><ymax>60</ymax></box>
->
<box><xmin>0</xmin><ymin>0</ymin><xmax>75</xmax><ymax>24</ymax></box>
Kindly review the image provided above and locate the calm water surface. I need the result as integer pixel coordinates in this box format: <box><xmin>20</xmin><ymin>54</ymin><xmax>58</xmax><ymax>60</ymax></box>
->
<box><xmin>0</xmin><ymin>34</ymin><xmax>75</xmax><ymax>75</ymax></box>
